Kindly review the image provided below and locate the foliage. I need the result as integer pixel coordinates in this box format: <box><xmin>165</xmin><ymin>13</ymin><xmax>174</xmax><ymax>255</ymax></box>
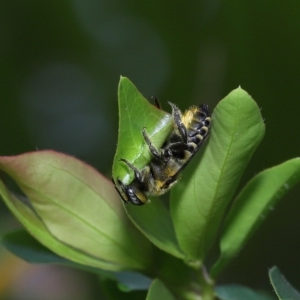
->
<box><xmin>269</xmin><ymin>266</ymin><xmax>300</xmax><ymax>300</ymax></box>
<box><xmin>0</xmin><ymin>77</ymin><xmax>300</xmax><ymax>299</ymax></box>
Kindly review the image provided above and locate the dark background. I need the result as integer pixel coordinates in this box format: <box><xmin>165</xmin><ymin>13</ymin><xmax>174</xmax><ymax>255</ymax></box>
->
<box><xmin>0</xmin><ymin>1</ymin><xmax>299</xmax><ymax>299</ymax></box>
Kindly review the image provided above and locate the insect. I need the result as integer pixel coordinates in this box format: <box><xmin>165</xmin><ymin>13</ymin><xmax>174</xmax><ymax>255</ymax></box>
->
<box><xmin>114</xmin><ymin>102</ymin><xmax>211</xmax><ymax>205</ymax></box>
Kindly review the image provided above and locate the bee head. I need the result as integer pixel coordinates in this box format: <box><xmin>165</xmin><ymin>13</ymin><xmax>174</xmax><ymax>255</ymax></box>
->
<box><xmin>116</xmin><ymin>178</ymin><xmax>148</xmax><ymax>205</ymax></box>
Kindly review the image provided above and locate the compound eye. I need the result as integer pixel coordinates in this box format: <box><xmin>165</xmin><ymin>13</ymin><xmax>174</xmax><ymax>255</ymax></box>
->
<box><xmin>127</xmin><ymin>187</ymin><xmax>148</xmax><ymax>206</ymax></box>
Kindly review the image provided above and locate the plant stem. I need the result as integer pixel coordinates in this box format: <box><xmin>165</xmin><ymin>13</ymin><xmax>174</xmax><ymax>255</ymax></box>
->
<box><xmin>198</xmin><ymin>266</ymin><xmax>215</xmax><ymax>300</ymax></box>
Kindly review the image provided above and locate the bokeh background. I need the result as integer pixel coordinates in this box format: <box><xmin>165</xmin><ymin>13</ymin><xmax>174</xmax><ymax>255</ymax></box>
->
<box><xmin>1</xmin><ymin>1</ymin><xmax>300</xmax><ymax>299</ymax></box>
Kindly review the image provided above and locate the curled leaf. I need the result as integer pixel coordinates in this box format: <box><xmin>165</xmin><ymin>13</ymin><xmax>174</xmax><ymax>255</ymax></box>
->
<box><xmin>112</xmin><ymin>76</ymin><xmax>173</xmax><ymax>184</ymax></box>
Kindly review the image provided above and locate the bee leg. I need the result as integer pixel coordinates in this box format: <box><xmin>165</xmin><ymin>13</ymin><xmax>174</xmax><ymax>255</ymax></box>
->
<box><xmin>151</xmin><ymin>96</ymin><xmax>161</xmax><ymax>109</ymax></box>
<box><xmin>168</xmin><ymin>102</ymin><xmax>188</xmax><ymax>144</ymax></box>
<box><xmin>142</xmin><ymin>128</ymin><xmax>164</xmax><ymax>161</ymax></box>
<box><xmin>112</xmin><ymin>177</ymin><xmax>129</xmax><ymax>204</ymax></box>
<box><xmin>120</xmin><ymin>158</ymin><xmax>145</xmax><ymax>184</ymax></box>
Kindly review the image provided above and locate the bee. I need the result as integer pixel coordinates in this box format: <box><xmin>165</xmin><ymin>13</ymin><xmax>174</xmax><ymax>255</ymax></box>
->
<box><xmin>114</xmin><ymin>102</ymin><xmax>211</xmax><ymax>205</ymax></box>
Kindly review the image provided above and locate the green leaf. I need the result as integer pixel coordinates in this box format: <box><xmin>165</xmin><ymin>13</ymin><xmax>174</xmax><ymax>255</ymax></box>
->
<box><xmin>215</xmin><ymin>284</ymin><xmax>275</xmax><ymax>300</ymax></box>
<box><xmin>0</xmin><ymin>180</ymin><xmax>117</xmax><ymax>270</ymax></box>
<box><xmin>146</xmin><ymin>279</ymin><xmax>175</xmax><ymax>300</ymax></box>
<box><xmin>269</xmin><ymin>266</ymin><xmax>300</xmax><ymax>300</ymax></box>
<box><xmin>1</xmin><ymin>229</ymin><xmax>73</xmax><ymax>264</ymax></box>
<box><xmin>114</xmin><ymin>272</ymin><xmax>151</xmax><ymax>292</ymax></box>
<box><xmin>0</xmin><ymin>150</ymin><xmax>152</xmax><ymax>271</ymax></box>
<box><xmin>112</xmin><ymin>76</ymin><xmax>173</xmax><ymax>184</ymax></box>
<box><xmin>1</xmin><ymin>229</ymin><xmax>113</xmax><ymax>274</ymax></box>
<box><xmin>211</xmin><ymin>158</ymin><xmax>300</xmax><ymax>277</ymax></box>
<box><xmin>125</xmin><ymin>201</ymin><xmax>184</xmax><ymax>259</ymax></box>
<box><xmin>113</xmin><ymin>76</ymin><xmax>183</xmax><ymax>259</ymax></box>
<box><xmin>170</xmin><ymin>87</ymin><xmax>265</xmax><ymax>261</ymax></box>
<box><xmin>1</xmin><ymin>230</ymin><xmax>152</xmax><ymax>291</ymax></box>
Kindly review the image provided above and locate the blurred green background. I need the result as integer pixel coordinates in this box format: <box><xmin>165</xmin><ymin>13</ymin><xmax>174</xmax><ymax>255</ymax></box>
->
<box><xmin>1</xmin><ymin>0</ymin><xmax>300</xmax><ymax>299</ymax></box>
